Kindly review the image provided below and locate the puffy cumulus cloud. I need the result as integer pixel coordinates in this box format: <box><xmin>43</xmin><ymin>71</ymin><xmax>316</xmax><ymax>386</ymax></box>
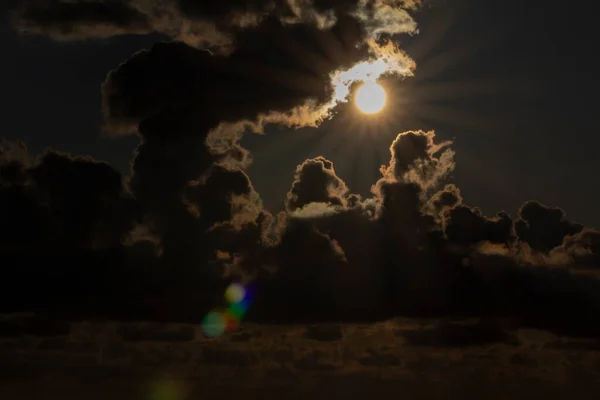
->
<box><xmin>377</xmin><ymin>129</ymin><xmax>455</xmax><ymax>190</ymax></box>
<box><xmin>424</xmin><ymin>183</ymin><xmax>462</xmax><ymax>223</ymax></box>
<box><xmin>286</xmin><ymin>156</ymin><xmax>349</xmax><ymax>211</ymax></box>
<box><xmin>8</xmin><ymin>119</ymin><xmax>600</xmax><ymax>338</ymax></box>
<box><xmin>254</xmin><ymin>131</ymin><xmax>457</xmax><ymax>321</ymax></box>
<box><xmin>244</xmin><ymin>128</ymin><xmax>600</xmax><ymax>337</ymax></box>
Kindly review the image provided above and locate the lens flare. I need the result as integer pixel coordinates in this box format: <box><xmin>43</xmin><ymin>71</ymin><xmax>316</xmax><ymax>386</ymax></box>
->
<box><xmin>228</xmin><ymin>300</ymin><xmax>249</xmax><ymax>319</ymax></box>
<box><xmin>202</xmin><ymin>310</ymin><xmax>226</xmax><ymax>338</ymax></box>
<box><xmin>223</xmin><ymin>310</ymin><xmax>240</xmax><ymax>331</ymax></box>
<box><xmin>225</xmin><ymin>283</ymin><xmax>245</xmax><ymax>304</ymax></box>
<box><xmin>201</xmin><ymin>282</ymin><xmax>256</xmax><ymax>338</ymax></box>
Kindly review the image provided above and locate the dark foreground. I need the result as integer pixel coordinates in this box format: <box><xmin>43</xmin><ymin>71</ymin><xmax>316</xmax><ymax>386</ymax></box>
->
<box><xmin>1</xmin><ymin>315</ymin><xmax>600</xmax><ymax>399</ymax></box>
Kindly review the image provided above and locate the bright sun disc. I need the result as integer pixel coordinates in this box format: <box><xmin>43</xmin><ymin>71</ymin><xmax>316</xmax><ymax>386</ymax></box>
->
<box><xmin>355</xmin><ymin>83</ymin><xmax>386</xmax><ymax>114</ymax></box>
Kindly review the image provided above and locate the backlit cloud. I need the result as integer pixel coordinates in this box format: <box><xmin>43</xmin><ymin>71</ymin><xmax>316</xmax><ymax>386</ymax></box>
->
<box><xmin>2</xmin><ymin>0</ymin><xmax>600</xmax><ymax>344</ymax></box>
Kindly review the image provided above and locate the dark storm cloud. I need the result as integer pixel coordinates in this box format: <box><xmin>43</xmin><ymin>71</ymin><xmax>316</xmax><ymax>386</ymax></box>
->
<box><xmin>11</xmin><ymin>0</ymin><xmax>422</xmax><ymax>50</ymax></box>
<box><xmin>6</xmin><ymin>0</ymin><xmax>600</xmax><ymax>344</ymax></box>
<box><xmin>0</xmin><ymin>141</ymin><xmax>153</xmax><ymax>319</ymax></box>
<box><xmin>95</xmin><ymin>15</ymin><xmax>375</xmax><ymax>295</ymax></box>
<box><xmin>4</xmin><ymin>132</ymin><xmax>600</xmax><ymax>339</ymax></box>
<box><xmin>444</xmin><ymin>206</ymin><xmax>515</xmax><ymax>247</ymax></box>
<box><xmin>247</xmin><ymin>129</ymin><xmax>600</xmax><ymax>337</ymax></box>
<box><xmin>87</xmin><ymin>0</ymin><xmax>420</xmax><ymax>297</ymax></box>
<box><xmin>11</xmin><ymin>0</ymin><xmax>156</xmax><ymax>41</ymax></box>
<box><xmin>2</xmin><ymin>0</ymin><xmax>415</xmax><ymax>323</ymax></box>
<box><xmin>0</xmin><ymin>141</ymin><xmax>136</xmax><ymax>253</ymax></box>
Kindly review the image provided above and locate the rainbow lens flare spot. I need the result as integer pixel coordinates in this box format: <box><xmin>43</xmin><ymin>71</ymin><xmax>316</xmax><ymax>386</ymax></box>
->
<box><xmin>223</xmin><ymin>310</ymin><xmax>240</xmax><ymax>331</ymax></box>
<box><xmin>201</xmin><ymin>282</ymin><xmax>256</xmax><ymax>338</ymax></box>
<box><xmin>228</xmin><ymin>300</ymin><xmax>249</xmax><ymax>319</ymax></box>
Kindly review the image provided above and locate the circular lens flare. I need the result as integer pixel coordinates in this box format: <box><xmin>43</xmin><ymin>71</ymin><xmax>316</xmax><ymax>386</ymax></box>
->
<box><xmin>202</xmin><ymin>311</ymin><xmax>226</xmax><ymax>338</ymax></box>
<box><xmin>355</xmin><ymin>83</ymin><xmax>386</xmax><ymax>114</ymax></box>
<box><xmin>201</xmin><ymin>282</ymin><xmax>256</xmax><ymax>338</ymax></box>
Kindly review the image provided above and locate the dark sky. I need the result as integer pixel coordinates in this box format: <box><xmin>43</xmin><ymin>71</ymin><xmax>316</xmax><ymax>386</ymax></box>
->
<box><xmin>5</xmin><ymin>1</ymin><xmax>600</xmax><ymax>397</ymax></box>
<box><xmin>3</xmin><ymin>0</ymin><xmax>599</xmax><ymax>227</ymax></box>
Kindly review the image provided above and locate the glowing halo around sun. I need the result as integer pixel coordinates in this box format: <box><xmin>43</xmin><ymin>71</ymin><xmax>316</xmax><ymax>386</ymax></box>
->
<box><xmin>355</xmin><ymin>82</ymin><xmax>386</xmax><ymax>114</ymax></box>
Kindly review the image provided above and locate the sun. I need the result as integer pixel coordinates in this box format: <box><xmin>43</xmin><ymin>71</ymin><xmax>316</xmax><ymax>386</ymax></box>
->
<box><xmin>355</xmin><ymin>82</ymin><xmax>387</xmax><ymax>114</ymax></box>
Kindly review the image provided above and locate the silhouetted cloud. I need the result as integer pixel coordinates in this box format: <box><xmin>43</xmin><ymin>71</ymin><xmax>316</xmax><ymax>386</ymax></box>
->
<box><xmin>516</xmin><ymin>201</ymin><xmax>584</xmax><ymax>253</ymax></box>
<box><xmin>444</xmin><ymin>206</ymin><xmax>515</xmax><ymax>247</ymax></box>
<box><xmin>286</xmin><ymin>156</ymin><xmax>349</xmax><ymax>210</ymax></box>
<box><xmin>3</xmin><ymin>0</ymin><xmax>600</xmax><ymax>343</ymax></box>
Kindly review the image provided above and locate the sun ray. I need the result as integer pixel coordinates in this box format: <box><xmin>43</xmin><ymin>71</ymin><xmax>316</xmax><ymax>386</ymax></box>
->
<box><xmin>403</xmin><ymin>0</ymin><xmax>468</xmax><ymax>61</ymax></box>
<box><xmin>413</xmin><ymin>103</ymin><xmax>501</xmax><ymax>131</ymax></box>
<box><xmin>408</xmin><ymin>78</ymin><xmax>531</xmax><ymax>102</ymax></box>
